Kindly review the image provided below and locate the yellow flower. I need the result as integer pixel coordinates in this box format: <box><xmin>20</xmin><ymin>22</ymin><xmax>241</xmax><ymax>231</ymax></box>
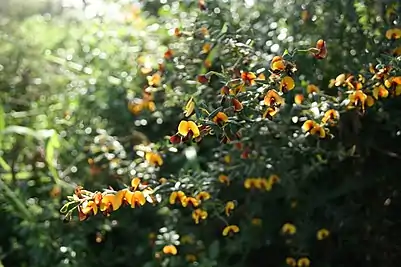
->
<box><xmin>224</xmin><ymin>155</ymin><xmax>231</xmax><ymax>164</ymax></box>
<box><xmin>185</xmin><ymin>254</ymin><xmax>197</xmax><ymax>262</ymax></box>
<box><xmin>212</xmin><ymin>112</ymin><xmax>229</xmax><ymax>125</ymax></box>
<box><xmin>241</xmin><ymin>71</ymin><xmax>257</xmax><ymax>86</ymax></box>
<box><xmin>163</xmin><ymin>245</ymin><xmax>178</xmax><ymax>255</ymax></box>
<box><xmin>280</xmin><ymin>76</ymin><xmax>295</xmax><ymax>92</ymax></box>
<box><xmin>244</xmin><ymin>178</ymin><xmax>267</xmax><ymax>190</ymax></box>
<box><xmin>286</xmin><ymin>257</ymin><xmax>297</xmax><ymax>267</ymax></box>
<box><xmin>268</xmin><ymin>174</ymin><xmax>280</xmax><ymax>184</ymax></box>
<box><xmin>348</xmin><ymin>90</ymin><xmax>368</xmax><ymax>112</ymax></box>
<box><xmin>181</xmin><ymin>197</ymin><xmax>199</xmax><ymax>208</ymax></box>
<box><xmin>372</xmin><ymin>85</ymin><xmax>389</xmax><ymax>100</ymax></box>
<box><xmin>81</xmin><ymin>200</ymin><xmax>98</xmax><ymax>215</ymax></box>
<box><xmin>385</xmin><ymin>28</ymin><xmax>401</xmax><ymax>39</ymax></box>
<box><xmin>251</xmin><ymin>218</ymin><xmax>262</xmax><ymax>226</ymax></box>
<box><xmin>147</xmin><ymin>72</ymin><xmax>162</xmax><ymax>87</ymax></box>
<box><xmin>297</xmin><ymin>257</ymin><xmax>310</xmax><ymax>267</ymax></box>
<box><xmin>219</xmin><ymin>174</ymin><xmax>230</xmax><ymax>185</ymax></box>
<box><xmin>131</xmin><ymin>177</ymin><xmax>141</xmax><ymax>190</ymax></box>
<box><xmin>196</xmin><ymin>191</ymin><xmax>211</xmax><ymax>201</ymax></box>
<box><xmin>281</xmin><ymin>223</ymin><xmax>297</xmax><ymax>235</ymax></box>
<box><xmin>192</xmin><ymin>208</ymin><xmax>208</xmax><ymax>224</ymax></box>
<box><xmin>294</xmin><ymin>94</ymin><xmax>304</xmax><ymax>105</ymax></box>
<box><xmin>180</xmin><ymin>235</ymin><xmax>194</xmax><ymax>244</ymax></box>
<box><xmin>222</xmin><ymin>225</ymin><xmax>240</xmax><ymax>236</ymax></box>
<box><xmin>271</xmin><ymin>56</ymin><xmax>286</xmax><ymax>71</ymax></box>
<box><xmin>263</xmin><ymin>107</ymin><xmax>279</xmax><ymax>120</ymax></box>
<box><xmin>145</xmin><ymin>152</ymin><xmax>163</xmax><ymax>166</ymax></box>
<box><xmin>169</xmin><ymin>191</ymin><xmax>187</xmax><ymax>205</ymax></box>
<box><xmin>100</xmin><ymin>190</ymin><xmax>125</xmax><ymax>213</ymax></box>
<box><xmin>178</xmin><ymin>120</ymin><xmax>200</xmax><ymax>138</ymax></box>
<box><xmin>184</xmin><ymin>97</ymin><xmax>195</xmax><ymax>117</ymax></box>
<box><xmin>321</xmin><ymin>109</ymin><xmax>339</xmax><ymax>125</ymax></box>
<box><xmin>317</xmin><ymin>228</ymin><xmax>330</xmax><ymax>240</ymax></box>
<box><xmin>225</xmin><ymin>201</ymin><xmax>235</xmax><ymax>216</ymax></box>
<box><xmin>130</xmin><ymin>191</ymin><xmax>146</xmax><ymax>208</ymax></box>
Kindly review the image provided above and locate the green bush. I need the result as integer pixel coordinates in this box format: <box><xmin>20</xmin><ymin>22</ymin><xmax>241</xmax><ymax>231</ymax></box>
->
<box><xmin>1</xmin><ymin>1</ymin><xmax>401</xmax><ymax>267</ymax></box>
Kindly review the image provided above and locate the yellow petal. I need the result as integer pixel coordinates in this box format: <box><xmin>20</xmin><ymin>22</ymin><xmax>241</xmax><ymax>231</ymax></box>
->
<box><xmin>187</xmin><ymin>121</ymin><xmax>200</xmax><ymax>137</ymax></box>
<box><xmin>178</xmin><ymin>121</ymin><xmax>189</xmax><ymax>136</ymax></box>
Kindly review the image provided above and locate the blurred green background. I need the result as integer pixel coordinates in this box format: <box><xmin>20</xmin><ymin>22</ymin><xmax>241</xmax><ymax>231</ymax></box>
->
<box><xmin>1</xmin><ymin>0</ymin><xmax>401</xmax><ymax>267</ymax></box>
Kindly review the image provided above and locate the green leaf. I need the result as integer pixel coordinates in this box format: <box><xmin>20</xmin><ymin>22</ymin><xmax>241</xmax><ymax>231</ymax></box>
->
<box><xmin>45</xmin><ymin>132</ymin><xmax>61</xmax><ymax>183</ymax></box>
<box><xmin>220</xmin><ymin>22</ymin><xmax>228</xmax><ymax>35</ymax></box>
<box><xmin>0</xmin><ymin>156</ymin><xmax>11</xmax><ymax>172</ymax></box>
<box><xmin>0</xmin><ymin>104</ymin><xmax>5</xmax><ymax>148</ymax></box>
<box><xmin>208</xmin><ymin>240</ymin><xmax>220</xmax><ymax>259</ymax></box>
<box><xmin>207</xmin><ymin>107</ymin><xmax>223</xmax><ymax>120</ymax></box>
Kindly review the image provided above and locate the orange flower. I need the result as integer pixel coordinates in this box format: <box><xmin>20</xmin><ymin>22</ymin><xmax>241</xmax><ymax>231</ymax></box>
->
<box><xmin>147</xmin><ymin>72</ymin><xmax>162</xmax><ymax>87</ymax></box>
<box><xmin>145</xmin><ymin>152</ymin><xmax>163</xmax><ymax>166</ymax></box>
<box><xmin>294</xmin><ymin>94</ymin><xmax>304</xmax><ymax>105</ymax></box>
<box><xmin>163</xmin><ymin>245</ymin><xmax>178</xmax><ymax>255</ymax></box>
<box><xmin>271</xmin><ymin>56</ymin><xmax>286</xmax><ymax>72</ymax></box>
<box><xmin>174</xmin><ymin>28</ymin><xmax>182</xmax><ymax>37</ymax></box>
<box><xmin>213</xmin><ymin>112</ymin><xmax>229</xmax><ymax>125</ymax></box>
<box><xmin>222</xmin><ymin>225</ymin><xmax>240</xmax><ymax>236</ymax></box>
<box><xmin>385</xmin><ymin>76</ymin><xmax>401</xmax><ymax>96</ymax></box>
<box><xmin>348</xmin><ymin>90</ymin><xmax>368</xmax><ymax>111</ymax></box>
<box><xmin>164</xmin><ymin>49</ymin><xmax>173</xmax><ymax>59</ymax></box>
<box><xmin>302</xmin><ymin>120</ymin><xmax>326</xmax><ymax>138</ymax></box>
<box><xmin>321</xmin><ymin>109</ymin><xmax>339</xmax><ymax>125</ymax></box>
<box><xmin>345</xmin><ymin>75</ymin><xmax>363</xmax><ymax>90</ymax></box>
<box><xmin>280</xmin><ymin>76</ymin><xmax>295</xmax><ymax>92</ymax></box>
<box><xmin>219</xmin><ymin>174</ymin><xmax>230</xmax><ymax>185</ymax></box>
<box><xmin>192</xmin><ymin>209</ymin><xmax>208</xmax><ymax>224</ymax></box>
<box><xmin>307</xmin><ymin>84</ymin><xmax>320</xmax><ymax>94</ymax></box>
<box><xmin>372</xmin><ymin>85</ymin><xmax>389</xmax><ymax>100</ymax></box>
<box><xmin>200</xmin><ymin>26</ymin><xmax>209</xmax><ymax>37</ymax></box>
<box><xmin>178</xmin><ymin>120</ymin><xmax>200</xmax><ymax>138</ymax></box>
<box><xmin>232</xmin><ymin>98</ymin><xmax>243</xmax><ymax>112</ymax></box>
<box><xmin>197</xmin><ymin>74</ymin><xmax>209</xmax><ymax>84</ymax></box>
<box><xmin>264</xmin><ymin>89</ymin><xmax>284</xmax><ymax>108</ymax></box>
<box><xmin>196</xmin><ymin>191</ymin><xmax>211</xmax><ymax>201</ymax></box>
<box><xmin>201</xmin><ymin>43</ymin><xmax>212</xmax><ymax>54</ymax></box>
<box><xmin>241</xmin><ymin>71</ymin><xmax>257</xmax><ymax>86</ymax></box>
<box><xmin>385</xmin><ymin>28</ymin><xmax>401</xmax><ymax>39</ymax></box>
<box><xmin>220</xmin><ymin>85</ymin><xmax>230</xmax><ymax>95</ymax></box>
<box><xmin>225</xmin><ymin>201</ymin><xmax>235</xmax><ymax>216</ymax></box>
<box><xmin>310</xmin><ymin>39</ymin><xmax>327</xmax><ymax>59</ymax></box>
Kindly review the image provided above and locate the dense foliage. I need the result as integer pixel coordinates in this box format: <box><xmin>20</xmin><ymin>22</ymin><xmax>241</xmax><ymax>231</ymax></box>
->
<box><xmin>1</xmin><ymin>0</ymin><xmax>401</xmax><ymax>267</ymax></box>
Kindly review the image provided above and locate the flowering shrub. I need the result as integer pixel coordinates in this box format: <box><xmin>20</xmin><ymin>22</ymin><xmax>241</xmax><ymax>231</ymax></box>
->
<box><xmin>2</xmin><ymin>1</ymin><xmax>401</xmax><ymax>267</ymax></box>
<box><xmin>59</xmin><ymin>1</ymin><xmax>401</xmax><ymax>267</ymax></box>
